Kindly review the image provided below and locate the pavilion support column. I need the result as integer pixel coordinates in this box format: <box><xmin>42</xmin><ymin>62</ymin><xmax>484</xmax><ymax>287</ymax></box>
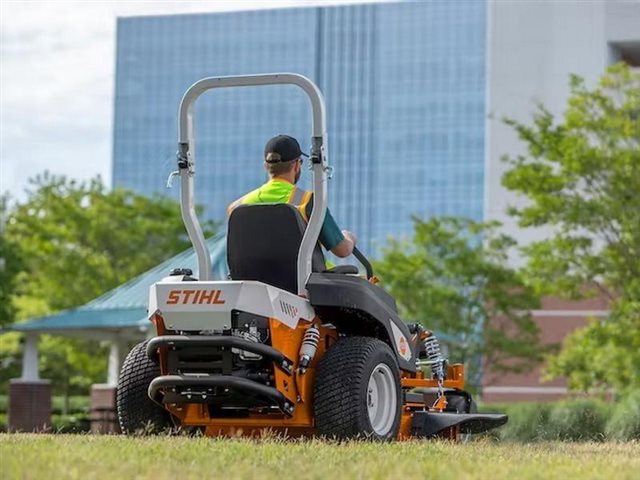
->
<box><xmin>9</xmin><ymin>333</ymin><xmax>52</xmax><ymax>432</ymax></box>
<box><xmin>90</xmin><ymin>336</ymin><xmax>126</xmax><ymax>434</ymax></box>
<box><xmin>107</xmin><ymin>339</ymin><xmax>124</xmax><ymax>386</ymax></box>
<box><xmin>22</xmin><ymin>333</ymin><xmax>40</xmax><ymax>381</ymax></box>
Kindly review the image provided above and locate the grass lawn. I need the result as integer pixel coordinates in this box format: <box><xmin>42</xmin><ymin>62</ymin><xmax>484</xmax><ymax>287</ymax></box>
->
<box><xmin>1</xmin><ymin>434</ymin><xmax>639</xmax><ymax>480</ymax></box>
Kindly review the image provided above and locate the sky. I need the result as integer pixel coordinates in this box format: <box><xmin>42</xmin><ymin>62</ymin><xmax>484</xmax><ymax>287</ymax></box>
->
<box><xmin>0</xmin><ymin>0</ymin><xmax>384</xmax><ymax>201</ymax></box>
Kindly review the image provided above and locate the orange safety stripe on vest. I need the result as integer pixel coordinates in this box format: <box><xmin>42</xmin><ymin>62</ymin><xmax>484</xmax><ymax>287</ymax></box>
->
<box><xmin>297</xmin><ymin>191</ymin><xmax>313</xmax><ymax>221</ymax></box>
<box><xmin>287</xmin><ymin>187</ymin><xmax>313</xmax><ymax>222</ymax></box>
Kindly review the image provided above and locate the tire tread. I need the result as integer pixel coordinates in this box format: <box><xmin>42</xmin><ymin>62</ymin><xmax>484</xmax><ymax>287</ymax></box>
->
<box><xmin>116</xmin><ymin>341</ymin><xmax>170</xmax><ymax>434</ymax></box>
<box><xmin>314</xmin><ymin>336</ymin><xmax>400</xmax><ymax>440</ymax></box>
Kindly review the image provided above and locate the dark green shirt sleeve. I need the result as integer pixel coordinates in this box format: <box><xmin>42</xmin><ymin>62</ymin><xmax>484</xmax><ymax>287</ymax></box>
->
<box><xmin>319</xmin><ymin>208</ymin><xmax>345</xmax><ymax>251</ymax></box>
<box><xmin>305</xmin><ymin>196</ymin><xmax>345</xmax><ymax>251</ymax></box>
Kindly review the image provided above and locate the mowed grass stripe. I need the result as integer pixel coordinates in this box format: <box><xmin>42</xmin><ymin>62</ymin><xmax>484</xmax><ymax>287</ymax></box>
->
<box><xmin>1</xmin><ymin>434</ymin><xmax>639</xmax><ymax>480</ymax></box>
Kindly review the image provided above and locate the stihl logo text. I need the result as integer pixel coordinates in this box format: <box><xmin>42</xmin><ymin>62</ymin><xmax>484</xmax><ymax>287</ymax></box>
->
<box><xmin>166</xmin><ymin>289</ymin><xmax>225</xmax><ymax>305</ymax></box>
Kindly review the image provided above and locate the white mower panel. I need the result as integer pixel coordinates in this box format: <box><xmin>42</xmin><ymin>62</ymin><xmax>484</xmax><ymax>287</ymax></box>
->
<box><xmin>148</xmin><ymin>280</ymin><xmax>315</xmax><ymax>331</ymax></box>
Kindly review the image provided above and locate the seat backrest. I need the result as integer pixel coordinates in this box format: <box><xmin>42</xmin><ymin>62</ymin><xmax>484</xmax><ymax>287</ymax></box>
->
<box><xmin>227</xmin><ymin>203</ymin><xmax>325</xmax><ymax>293</ymax></box>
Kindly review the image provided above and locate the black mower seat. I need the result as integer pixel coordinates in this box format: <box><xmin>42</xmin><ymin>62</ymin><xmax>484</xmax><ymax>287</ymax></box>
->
<box><xmin>227</xmin><ymin>203</ymin><xmax>326</xmax><ymax>293</ymax></box>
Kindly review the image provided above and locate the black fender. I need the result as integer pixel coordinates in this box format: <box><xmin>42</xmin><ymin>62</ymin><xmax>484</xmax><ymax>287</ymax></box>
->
<box><xmin>306</xmin><ymin>273</ymin><xmax>417</xmax><ymax>372</ymax></box>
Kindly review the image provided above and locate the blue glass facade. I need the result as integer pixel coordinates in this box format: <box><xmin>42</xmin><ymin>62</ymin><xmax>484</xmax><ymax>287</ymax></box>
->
<box><xmin>113</xmin><ymin>1</ymin><xmax>486</xmax><ymax>255</ymax></box>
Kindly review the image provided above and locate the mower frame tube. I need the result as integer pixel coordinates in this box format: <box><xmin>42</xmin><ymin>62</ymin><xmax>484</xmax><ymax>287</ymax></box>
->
<box><xmin>176</xmin><ymin>73</ymin><xmax>328</xmax><ymax>293</ymax></box>
<box><xmin>145</xmin><ymin>335</ymin><xmax>294</xmax><ymax>375</ymax></box>
<box><xmin>148</xmin><ymin>375</ymin><xmax>294</xmax><ymax>416</ymax></box>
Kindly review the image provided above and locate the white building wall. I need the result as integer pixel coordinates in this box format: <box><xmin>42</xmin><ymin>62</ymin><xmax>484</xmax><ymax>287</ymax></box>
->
<box><xmin>484</xmin><ymin>0</ymin><xmax>640</xmax><ymax>255</ymax></box>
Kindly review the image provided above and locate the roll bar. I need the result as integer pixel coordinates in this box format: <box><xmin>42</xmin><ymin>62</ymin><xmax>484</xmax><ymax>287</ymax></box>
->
<box><xmin>176</xmin><ymin>73</ymin><xmax>328</xmax><ymax>294</ymax></box>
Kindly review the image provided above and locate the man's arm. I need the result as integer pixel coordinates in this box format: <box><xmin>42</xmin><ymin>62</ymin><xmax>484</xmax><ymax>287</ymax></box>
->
<box><xmin>317</xmin><ymin>209</ymin><xmax>356</xmax><ymax>258</ymax></box>
<box><xmin>305</xmin><ymin>197</ymin><xmax>357</xmax><ymax>258</ymax></box>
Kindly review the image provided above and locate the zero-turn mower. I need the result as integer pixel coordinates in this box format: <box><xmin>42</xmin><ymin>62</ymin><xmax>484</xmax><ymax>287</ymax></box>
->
<box><xmin>116</xmin><ymin>73</ymin><xmax>507</xmax><ymax>440</ymax></box>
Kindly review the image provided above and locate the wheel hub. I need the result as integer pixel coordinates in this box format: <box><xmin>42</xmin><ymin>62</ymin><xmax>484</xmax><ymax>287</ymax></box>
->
<box><xmin>366</xmin><ymin>363</ymin><xmax>397</xmax><ymax>436</ymax></box>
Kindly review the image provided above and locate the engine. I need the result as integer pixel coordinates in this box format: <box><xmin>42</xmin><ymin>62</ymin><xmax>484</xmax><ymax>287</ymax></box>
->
<box><xmin>162</xmin><ymin>311</ymin><xmax>277</xmax><ymax>417</ymax></box>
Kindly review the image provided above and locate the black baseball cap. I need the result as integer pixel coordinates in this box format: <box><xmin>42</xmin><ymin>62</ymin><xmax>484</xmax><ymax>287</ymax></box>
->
<box><xmin>264</xmin><ymin>135</ymin><xmax>308</xmax><ymax>163</ymax></box>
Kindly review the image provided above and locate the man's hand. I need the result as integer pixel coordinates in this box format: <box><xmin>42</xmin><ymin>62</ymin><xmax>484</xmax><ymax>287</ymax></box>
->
<box><xmin>331</xmin><ymin>230</ymin><xmax>357</xmax><ymax>258</ymax></box>
<box><xmin>342</xmin><ymin>229</ymin><xmax>357</xmax><ymax>246</ymax></box>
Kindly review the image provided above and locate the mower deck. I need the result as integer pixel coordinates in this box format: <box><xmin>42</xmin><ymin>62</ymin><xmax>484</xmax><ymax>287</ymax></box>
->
<box><xmin>411</xmin><ymin>411</ymin><xmax>508</xmax><ymax>438</ymax></box>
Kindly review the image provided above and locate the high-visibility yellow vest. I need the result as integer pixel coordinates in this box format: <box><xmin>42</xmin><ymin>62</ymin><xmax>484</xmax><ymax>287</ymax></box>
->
<box><xmin>227</xmin><ymin>179</ymin><xmax>312</xmax><ymax>221</ymax></box>
<box><xmin>227</xmin><ymin>178</ymin><xmax>339</xmax><ymax>269</ymax></box>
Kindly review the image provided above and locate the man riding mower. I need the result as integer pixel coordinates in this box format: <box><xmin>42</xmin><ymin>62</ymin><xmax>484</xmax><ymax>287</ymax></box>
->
<box><xmin>116</xmin><ymin>73</ymin><xmax>507</xmax><ymax>440</ymax></box>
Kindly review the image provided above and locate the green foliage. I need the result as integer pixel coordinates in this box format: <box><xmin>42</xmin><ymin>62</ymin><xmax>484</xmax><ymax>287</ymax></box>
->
<box><xmin>501</xmin><ymin>64</ymin><xmax>640</xmax><ymax>393</ymax></box>
<box><xmin>0</xmin><ymin>195</ymin><xmax>23</xmax><ymax>327</ymax></box>
<box><xmin>6</xmin><ymin>173</ymin><xmax>216</xmax><ymax>312</ymax></box>
<box><xmin>0</xmin><ymin>395</ymin><xmax>89</xmax><ymax>415</ymax></box>
<box><xmin>606</xmin><ymin>390</ymin><xmax>640</xmax><ymax>441</ymax></box>
<box><xmin>0</xmin><ymin>333</ymin><xmax>22</xmax><ymax>393</ymax></box>
<box><xmin>0</xmin><ymin>332</ymin><xmax>105</xmax><ymax>397</ymax></box>
<box><xmin>488</xmin><ymin>402</ymin><xmax>553</xmax><ymax>442</ymax></box>
<box><xmin>0</xmin><ymin>413</ymin><xmax>90</xmax><ymax>433</ymax></box>
<box><xmin>1</xmin><ymin>173</ymin><xmax>218</xmax><ymax>395</ymax></box>
<box><xmin>546</xmin><ymin>303</ymin><xmax>640</xmax><ymax>393</ymax></box>
<box><xmin>481</xmin><ymin>398</ymin><xmax>615</xmax><ymax>442</ymax></box>
<box><xmin>50</xmin><ymin>413</ymin><xmax>91</xmax><ymax>433</ymax></box>
<box><xmin>36</xmin><ymin>336</ymin><xmax>110</xmax><ymax>397</ymax></box>
<box><xmin>375</xmin><ymin>217</ymin><xmax>543</xmax><ymax>387</ymax></box>
<box><xmin>546</xmin><ymin>399</ymin><xmax>608</xmax><ymax>441</ymax></box>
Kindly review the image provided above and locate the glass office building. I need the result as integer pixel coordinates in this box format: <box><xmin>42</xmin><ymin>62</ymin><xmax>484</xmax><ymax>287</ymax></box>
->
<box><xmin>113</xmin><ymin>1</ymin><xmax>486</xmax><ymax>255</ymax></box>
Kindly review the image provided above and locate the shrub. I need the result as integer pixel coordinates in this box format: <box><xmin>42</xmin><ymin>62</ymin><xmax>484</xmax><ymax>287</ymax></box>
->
<box><xmin>545</xmin><ymin>399</ymin><xmax>608</xmax><ymax>441</ymax></box>
<box><xmin>479</xmin><ymin>399</ymin><xmax>617</xmax><ymax>442</ymax></box>
<box><xmin>51</xmin><ymin>396</ymin><xmax>90</xmax><ymax>415</ymax></box>
<box><xmin>50</xmin><ymin>413</ymin><xmax>91</xmax><ymax>433</ymax></box>
<box><xmin>493</xmin><ymin>402</ymin><xmax>553</xmax><ymax>442</ymax></box>
<box><xmin>0</xmin><ymin>412</ymin><xmax>90</xmax><ymax>433</ymax></box>
<box><xmin>606</xmin><ymin>390</ymin><xmax>640</xmax><ymax>440</ymax></box>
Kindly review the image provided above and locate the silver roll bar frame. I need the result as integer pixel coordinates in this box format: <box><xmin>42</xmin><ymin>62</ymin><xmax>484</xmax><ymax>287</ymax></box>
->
<box><xmin>176</xmin><ymin>73</ymin><xmax>328</xmax><ymax>294</ymax></box>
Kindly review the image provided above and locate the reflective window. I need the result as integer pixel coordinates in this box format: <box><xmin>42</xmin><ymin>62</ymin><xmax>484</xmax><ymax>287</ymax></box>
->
<box><xmin>113</xmin><ymin>1</ymin><xmax>486</xmax><ymax>255</ymax></box>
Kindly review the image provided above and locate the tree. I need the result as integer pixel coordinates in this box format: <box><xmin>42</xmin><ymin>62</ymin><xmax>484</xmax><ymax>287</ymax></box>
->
<box><xmin>7</xmin><ymin>173</ymin><xmax>216</xmax><ymax>312</ymax></box>
<box><xmin>0</xmin><ymin>194</ymin><xmax>22</xmax><ymax>327</ymax></box>
<box><xmin>374</xmin><ymin>217</ymin><xmax>543</xmax><ymax>389</ymax></box>
<box><xmin>0</xmin><ymin>195</ymin><xmax>24</xmax><ymax>389</ymax></box>
<box><xmin>1</xmin><ymin>173</ymin><xmax>218</xmax><ymax>395</ymax></box>
<box><xmin>501</xmin><ymin>63</ymin><xmax>640</xmax><ymax>393</ymax></box>
<box><xmin>545</xmin><ymin>302</ymin><xmax>639</xmax><ymax>394</ymax></box>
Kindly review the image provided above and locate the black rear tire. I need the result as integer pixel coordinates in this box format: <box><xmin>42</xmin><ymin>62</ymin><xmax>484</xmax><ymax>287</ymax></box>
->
<box><xmin>117</xmin><ymin>340</ymin><xmax>171</xmax><ymax>434</ymax></box>
<box><xmin>314</xmin><ymin>336</ymin><xmax>402</xmax><ymax>441</ymax></box>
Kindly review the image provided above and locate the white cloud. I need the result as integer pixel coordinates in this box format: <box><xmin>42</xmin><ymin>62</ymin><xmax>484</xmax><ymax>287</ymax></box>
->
<box><xmin>0</xmin><ymin>0</ymin><xmax>385</xmax><ymax>201</ymax></box>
